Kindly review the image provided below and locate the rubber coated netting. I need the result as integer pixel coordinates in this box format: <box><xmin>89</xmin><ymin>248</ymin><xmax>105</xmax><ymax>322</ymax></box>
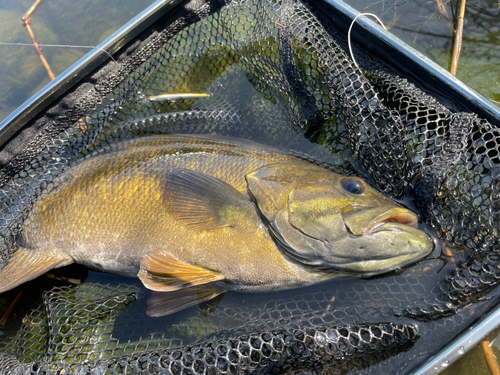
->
<box><xmin>0</xmin><ymin>0</ymin><xmax>499</xmax><ymax>374</ymax></box>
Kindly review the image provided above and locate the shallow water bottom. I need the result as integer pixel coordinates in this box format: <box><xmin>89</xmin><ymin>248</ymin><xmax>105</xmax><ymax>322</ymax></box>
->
<box><xmin>439</xmin><ymin>328</ymin><xmax>500</xmax><ymax>375</ymax></box>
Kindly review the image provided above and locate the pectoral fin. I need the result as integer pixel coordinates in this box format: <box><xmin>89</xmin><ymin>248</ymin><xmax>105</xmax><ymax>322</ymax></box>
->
<box><xmin>146</xmin><ymin>285</ymin><xmax>225</xmax><ymax>317</ymax></box>
<box><xmin>0</xmin><ymin>247</ymin><xmax>73</xmax><ymax>293</ymax></box>
<box><xmin>138</xmin><ymin>251</ymin><xmax>224</xmax><ymax>292</ymax></box>
<box><xmin>161</xmin><ymin>169</ymin><xmax>254</xmax><ymax>231</ymax></box>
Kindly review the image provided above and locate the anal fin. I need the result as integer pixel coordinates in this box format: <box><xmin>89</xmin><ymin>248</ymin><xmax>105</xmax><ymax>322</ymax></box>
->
<box><xmin>0</xmin><ymin>247</ymin><xmax>73</xmax><ymax>293</ymax></box>
<box><xmin>146</xmin><ymin>285</ymin><xmax>226</xmax><ymax>317</ymax></box>
<box><xmin>199</xmin><ymin>290</ymin><xmax>226</xmax><ymax>318</ymax></box>
<box><xmin>138</xmin><ymin>251</ymin><xmax>224</xmax><ymax>292</ymax></box>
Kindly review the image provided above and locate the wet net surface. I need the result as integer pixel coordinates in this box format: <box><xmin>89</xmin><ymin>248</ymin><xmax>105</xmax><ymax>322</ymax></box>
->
<box><xmin>0</xmin><ymin>0</ymin><xmax>499</xmax><ymax>373</ymax></box>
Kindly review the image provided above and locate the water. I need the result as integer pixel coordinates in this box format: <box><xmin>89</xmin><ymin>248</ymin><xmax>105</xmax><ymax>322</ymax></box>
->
<box><xmin>0</xmin><ymin>0</ymin><xmax>498</xmax><ymax>373</ymax></box>
<box><xmin>0</xmin><ymin>0</ymin><xmax>155</xmax><ymax>122</ymax></box>
<box><xmin>343</xmin><ymin>0</ymin><xmax>500</xmax><ymax>106</ymax></box>
<box><xmin>439</xmin><ymin>342</ymin><xmax>500</xmax><ymax>375</ymax></box>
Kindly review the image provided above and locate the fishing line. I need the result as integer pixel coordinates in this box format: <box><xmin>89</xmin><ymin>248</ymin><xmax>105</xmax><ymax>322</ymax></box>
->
<box><xmin>0</xmin><ymin>40</ymin><xmax>154</xmax><ymax>148</ymax></box>
<box><xmin>347</xmin><ymin>13</ymin><xmax>387</xmax><ymax>71</ymax></box>
<box><xmin>1</xmin><ymin>40</ymin><xmax>212</xmax><ymax>148</ymax></box>
<box><xmin>0</xmin><ymin>41</ymin><xmax>149</xmax><ymax>101</ymax></box>
<box><xmin>0</xmin><ymin>42</ymin><xmax>96</xmax><ymax>49</ymax></box>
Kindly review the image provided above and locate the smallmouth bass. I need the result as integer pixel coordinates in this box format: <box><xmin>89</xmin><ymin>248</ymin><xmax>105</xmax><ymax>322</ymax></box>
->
<box><xmin>0</xmin><ymin>135</ymin><xmax>432</xmax><ymax>315</ymax></box>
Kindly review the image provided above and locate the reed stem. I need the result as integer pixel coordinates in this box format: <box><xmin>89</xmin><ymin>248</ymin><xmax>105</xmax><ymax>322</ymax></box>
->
<box><xmin>450</xmin><ymin>0</ymin><xmax>467</xmax><ymax>76</ymax></box>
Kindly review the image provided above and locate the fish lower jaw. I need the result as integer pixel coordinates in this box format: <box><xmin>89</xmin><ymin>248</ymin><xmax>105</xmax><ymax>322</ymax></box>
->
<box><xmin>365</xmin><ymin>225</ymin><xmax>434</xmax><ymax>253</ymax></box>
<box><xmin>335</xmin><ymin>252</ymin><xmax>428</xmax><ymax>275</ymax></box>
<box><xmin>345</xmin><ymin>222</ymin><xmax>405</xmax><ymax>236</ymax></box>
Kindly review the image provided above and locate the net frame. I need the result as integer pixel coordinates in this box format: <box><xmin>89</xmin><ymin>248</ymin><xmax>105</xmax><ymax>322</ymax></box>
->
<box><xmin>0</xmin><ymin>0</ymin><xmax>499</xmax><ymax>374</ymax></box>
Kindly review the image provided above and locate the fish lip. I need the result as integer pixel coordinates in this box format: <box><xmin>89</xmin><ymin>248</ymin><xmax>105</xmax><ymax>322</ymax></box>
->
<box><xmin>344</xmin><ymin>206</ymin><xmax>419</xmax><ymax>236</ymax></box>
<box><xmin>364</xmin><ymin>207</ymin><xmax>418</xmax><ymax>233</ymax></box>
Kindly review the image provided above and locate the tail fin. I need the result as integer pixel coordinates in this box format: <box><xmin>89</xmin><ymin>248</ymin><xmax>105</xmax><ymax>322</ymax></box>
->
<box><xmin>0</xmin><ymin>247</ymin><xmax>73</xmax><ymax>293</ymax></box>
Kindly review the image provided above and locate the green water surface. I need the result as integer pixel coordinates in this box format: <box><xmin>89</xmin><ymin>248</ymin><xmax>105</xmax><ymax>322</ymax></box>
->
<box><xmin>0</xmin><ymin>0</ymin><xmax>155</xmax><ymax>122</ymax></box>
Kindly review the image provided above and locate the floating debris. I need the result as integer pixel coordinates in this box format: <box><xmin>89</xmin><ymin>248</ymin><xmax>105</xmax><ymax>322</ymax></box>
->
<box><xmin>148</xmin><ymin>92</ymin><xmax>211</xmax><ymax>102</ymax></box>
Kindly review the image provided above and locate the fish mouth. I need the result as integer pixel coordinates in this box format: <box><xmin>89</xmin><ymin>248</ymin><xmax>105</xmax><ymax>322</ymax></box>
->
<box><xmin>343</xmin><ymin>206</ymin><xmax>419</xmax><ymax>236</ymax></box>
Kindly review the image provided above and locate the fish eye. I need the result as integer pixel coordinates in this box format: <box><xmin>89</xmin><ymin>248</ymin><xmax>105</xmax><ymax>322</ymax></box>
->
<box><xmin>341</xmin><ymin>179</ymin><xmax>364</xmax><ymax>195</ymax></box>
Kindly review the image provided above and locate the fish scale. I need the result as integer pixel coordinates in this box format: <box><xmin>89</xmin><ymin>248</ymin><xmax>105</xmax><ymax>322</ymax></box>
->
<box><xmin>0</xmin><ymin>134</ymin><xmax>431</xmax><ymax>318</ymax></box>
<box><xmin>1</xmin><ymin>0</ymin><xmax>497</xmax><ymax>371</ymax></box>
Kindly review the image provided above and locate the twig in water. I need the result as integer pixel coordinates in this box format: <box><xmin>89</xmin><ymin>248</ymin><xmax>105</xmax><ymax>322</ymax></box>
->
<box><xmin>435</xmin><ymin>0</ymin><xmax>453</xmax><ymax>32</ymax></box>
<box><xmin>450</xmin><ymin>0</ymin><xmax>467</xmax><ymax>76</ymax></box>
<box><xmin>21</xmin><ymin>0</ymin><xmax>43</xmax><ymax>21</ymax></box>
<box><xmin>0</xmin><ymin>292</ymin><xmax>23</xmax><ymax>326</ymax></box>
<box><xmin>482</xmin><ymin>339</ymin><xmax>500</xmax><ymax>375</ymax></box>
<box><xmin>21</xmin><ymin>0</ymin><xmax>56</xmax><ymax>80</ymax></box>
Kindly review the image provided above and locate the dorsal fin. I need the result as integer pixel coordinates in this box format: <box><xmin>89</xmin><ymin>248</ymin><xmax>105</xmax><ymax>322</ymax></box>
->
<box><xmin>161</xmin><ymin>169</ymin><xmax>254</xmax><ymax>230</ymax></box>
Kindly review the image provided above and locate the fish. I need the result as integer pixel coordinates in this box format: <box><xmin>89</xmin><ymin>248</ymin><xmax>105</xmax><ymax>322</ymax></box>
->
<box><xmin>0</xmin><ymin>134</ymin><xmax>433</xmax><ymax>315</ymax></box>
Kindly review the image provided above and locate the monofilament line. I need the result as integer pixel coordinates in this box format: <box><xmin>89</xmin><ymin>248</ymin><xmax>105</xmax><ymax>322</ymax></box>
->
<box><xmin>0</xmin><ymin>42</ymin><xmax>96</xmax><ymax>49</ymax></box>
<box><xmin>0</xmin><ymin>42</ymin><xmax>127</xmax><ymax>72</ymax></box>
<box><xmin>0</xmin><ymin>41</ymin><xmax>148</xmax><ymax>100</ymax></box>
<box><xmin>348</xmin><ymin>13</ymin><xmax>387</xmax><ymax>71</ymax></box>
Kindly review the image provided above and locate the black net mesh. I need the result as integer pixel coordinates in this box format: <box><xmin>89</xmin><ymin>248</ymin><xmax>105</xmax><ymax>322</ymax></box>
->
<box><xmin>0</xmin><ymin>0</ymin><xmax>499</xmax><ymax>373</ymax></box>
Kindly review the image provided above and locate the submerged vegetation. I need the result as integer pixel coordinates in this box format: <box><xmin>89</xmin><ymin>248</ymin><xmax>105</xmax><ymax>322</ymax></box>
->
<box><xmin>0</xmin><ymin>0</ymin><xmax>155</xmax><ymax>121</ymax></box>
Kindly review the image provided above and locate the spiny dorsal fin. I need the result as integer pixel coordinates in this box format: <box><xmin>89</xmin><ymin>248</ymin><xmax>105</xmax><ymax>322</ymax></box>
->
<box><xmin>0</xmin><ymin>247</ymin><xmax>73</xmax><ymax>293</ymax></box>
<box><xmin>161</xmin><ymin>169</ymin><xmax>253</xmax><ymax>231</ymax></box>
<box><xmin>146</xmin><ymin>285</ymin><xmax>225</xmax><ymax>317</ymax></box>
<box><xmin>138</xmin><ymin>251</ymin><xmax>224</xmax><ymax>292</ymax></box>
